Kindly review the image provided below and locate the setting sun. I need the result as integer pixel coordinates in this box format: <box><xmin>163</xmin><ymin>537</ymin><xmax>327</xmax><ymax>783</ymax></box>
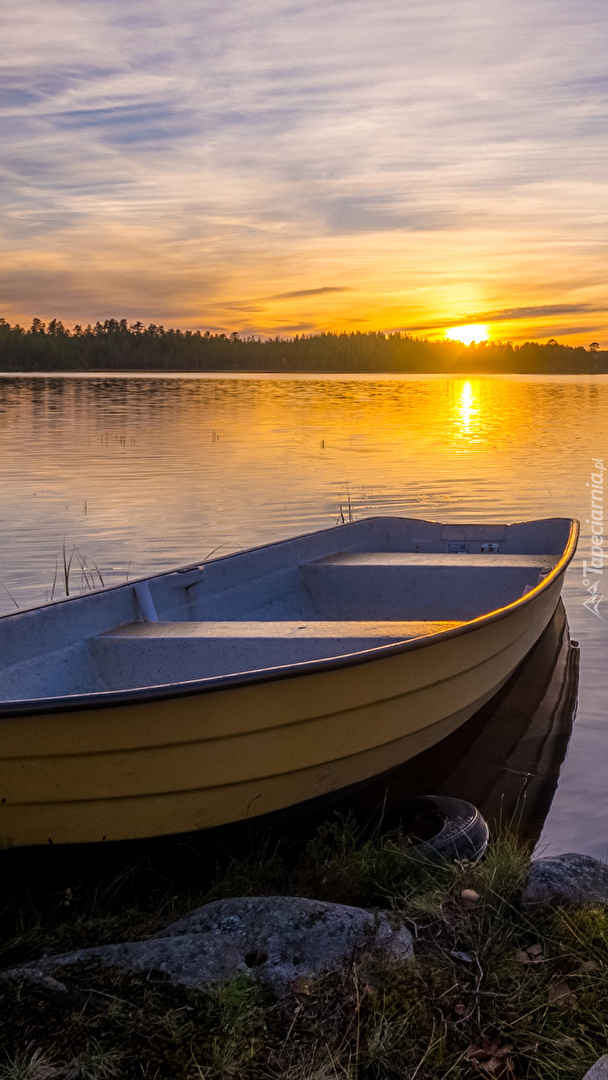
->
<box><xmin>445</xmin><ymin>324</ymin><xmax>490</xmax><ymax>345</ymax></box>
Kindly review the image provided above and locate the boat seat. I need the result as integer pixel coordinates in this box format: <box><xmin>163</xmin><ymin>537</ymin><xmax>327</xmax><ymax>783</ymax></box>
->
<box><xmin>298</xmin><ymin>552</ymin><xmax>557</xmax><ymax>621</ymax></box>
<box><xmin>101</xmin><ymin>619</ymin><xmax>464</xmax><ymax>640</ymax></box>
<box><xmin>91</xmin><ymin>619</ymin><xmax>465</xmax><ymax>688</ymax></box>
<box><xmin>305</xmin><ymin>553</ymin><xmax>557</xmax><ymax>568</ymax></box>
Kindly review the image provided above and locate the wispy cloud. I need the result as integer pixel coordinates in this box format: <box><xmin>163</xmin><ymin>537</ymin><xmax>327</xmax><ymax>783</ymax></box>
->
<box><xmin>222</xmin><ymin>286</ymin><xmax>352</xmax><ymax>310</ymax></box>
<box><xmin>267</xmin><ymin>287</ymin><xmax>353</xmax><ymax>301</ymax></box>
<box><xmin>409</xmin><ymin>304</ymin><xmax>608</xmax><ymax>332</ymax></box>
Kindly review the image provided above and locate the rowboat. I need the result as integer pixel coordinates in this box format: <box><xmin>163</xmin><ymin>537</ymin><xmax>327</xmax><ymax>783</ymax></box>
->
<box><xmin>0</xmin><ymin>515</ymin><xmax>578</xmax><ymax>848</ymax></box>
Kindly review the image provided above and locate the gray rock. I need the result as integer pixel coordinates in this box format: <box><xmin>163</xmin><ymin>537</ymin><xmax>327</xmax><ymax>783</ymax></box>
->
<box><xmin>3</xmin><ymin>896</ymin><xmax>413</xmax><ymax>995</ymax></box>
<box><xmin>523</xmin><ymin>853</ymin><xmax>608</xmax><ymax>911</ymax></box>
<box><xmin>583</xmin><ymin>1056</ymin><xmax>608</xmax><ymax>1080</ymax></box>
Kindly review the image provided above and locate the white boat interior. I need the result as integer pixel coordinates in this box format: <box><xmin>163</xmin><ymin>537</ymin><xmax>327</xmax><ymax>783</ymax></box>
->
<box><xmin>0</xmin><ymin>517</ymin><xmax>572</xmax><ymax>702</ymax></box>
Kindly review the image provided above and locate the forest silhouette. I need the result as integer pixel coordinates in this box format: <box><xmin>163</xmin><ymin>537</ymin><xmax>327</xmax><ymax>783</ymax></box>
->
<box><xmin>0</xmin><ymin>317</ymin><xmax>605</xmax><ymax>373</ymax></box>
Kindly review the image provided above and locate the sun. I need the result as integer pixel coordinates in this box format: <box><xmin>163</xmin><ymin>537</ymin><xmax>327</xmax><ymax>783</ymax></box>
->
<box><xmin>445</xmin><ymin>324</ymin><xmax>489</xmax><ymax>345</ymax></box>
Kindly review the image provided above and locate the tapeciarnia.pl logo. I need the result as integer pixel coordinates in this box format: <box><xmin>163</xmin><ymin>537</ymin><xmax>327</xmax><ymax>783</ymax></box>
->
<box><xmin>582</xmin><ymin>458</ymin><xmax>604</xmax><ymax>619</ymax></box>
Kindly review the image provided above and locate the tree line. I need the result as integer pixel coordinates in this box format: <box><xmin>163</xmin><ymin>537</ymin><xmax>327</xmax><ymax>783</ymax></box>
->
<box><xmin>0</xmin><ymin>317</ymin><xmax>605</xmax><ymax>373</ymax></box>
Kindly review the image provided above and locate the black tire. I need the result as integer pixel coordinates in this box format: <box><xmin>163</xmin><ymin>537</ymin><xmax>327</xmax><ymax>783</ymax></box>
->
<box><xmin>410</xmin><ymin>795</ymin><xmax>489</xmax><ymax>863</ymax></box>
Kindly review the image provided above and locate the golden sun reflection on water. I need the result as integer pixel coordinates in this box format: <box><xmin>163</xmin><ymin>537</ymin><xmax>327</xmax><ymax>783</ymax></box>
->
<box><xmin>443</xmin><ymin>375</ymin><xmax>546</xmax><ymax>453</ymax></box>
<box><xmin>453</xmin><ymin>379</ymin><xmax>480</xmax><ymax>441</ymax></box>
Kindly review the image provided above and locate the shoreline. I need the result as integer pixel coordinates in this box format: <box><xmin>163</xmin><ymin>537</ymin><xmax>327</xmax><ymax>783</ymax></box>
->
<box><xmin>2</xmin><ymin>822</ymin><xmax>608</xmax><ymax>1078</ymax></box>
<box><xmin>1</xmin><ymin>366</ymin><xmax>607</xmax><ymax>376</ymax></box>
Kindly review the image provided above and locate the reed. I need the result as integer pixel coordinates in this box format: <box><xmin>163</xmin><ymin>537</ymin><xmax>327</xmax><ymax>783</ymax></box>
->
<box><xmin>337</xmin><ymin>485</ymin><xmax>355</xmax><ymax>524</ymax></box>
<box><xmin>49</xmin><ymin>543</ymin><xmax>105</xmax><ymax>601</ymax></box>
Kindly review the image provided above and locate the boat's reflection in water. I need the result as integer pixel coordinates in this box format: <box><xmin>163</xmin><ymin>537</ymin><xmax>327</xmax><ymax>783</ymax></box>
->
<box><xmin>338</xmin><ymin>598</ymin><xmax>579</xmax><ymax>846</ymax></box>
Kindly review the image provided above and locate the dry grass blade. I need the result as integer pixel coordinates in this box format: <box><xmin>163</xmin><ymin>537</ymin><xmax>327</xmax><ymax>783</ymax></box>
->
<box><xmin>0</xmin><ymin>1047</ymin><xmax>60</xmax><ymax>1080</ymax></box>
<box><xmin>62</xmin><ymin>540</ymin><xmax>74</xmax><ymax>596</ymax></box>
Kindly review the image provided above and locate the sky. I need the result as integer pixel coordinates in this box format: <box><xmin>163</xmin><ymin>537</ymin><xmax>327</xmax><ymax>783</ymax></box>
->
<box><xmin>1</xmin><ymin>0</ymin><xmax>607</xmax><ymax>344</ymax></box>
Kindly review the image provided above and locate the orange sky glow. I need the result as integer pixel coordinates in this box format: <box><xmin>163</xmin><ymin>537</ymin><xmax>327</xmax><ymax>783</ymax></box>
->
<box><xmin>2</xmin><ymin>0</ymin><xmax>606</xmax><ymax>347</ymax></box>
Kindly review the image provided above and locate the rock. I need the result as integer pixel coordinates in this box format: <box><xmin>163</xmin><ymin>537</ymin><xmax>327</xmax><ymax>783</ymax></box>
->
<box><xmin>522</xmin><ymin>853</ymin><xmax>608</xmax><ymax>911</ymax></box>
<box><xmin>547</xmin><ymin>979</ymin><xmax>577</xmax><ymax>1008</ymax></box>
<box><xmin>2</xmin><ymin>968</ymin><xmax>72</xmax><ymax>999</ymax></box>
<box><xmin>2</xmin><ymin>896</ymin><xmax>414</xmax><ymax>996</ymax></box>
<box><xmin>583</xmin><ymin>1056</ymin><xmax>608</xmax><ymax>1080</ymax></box>
<box><xmin>459</xmin><ymin>888</ymin><xmax>481</xmax><ymax>910</ymax></box>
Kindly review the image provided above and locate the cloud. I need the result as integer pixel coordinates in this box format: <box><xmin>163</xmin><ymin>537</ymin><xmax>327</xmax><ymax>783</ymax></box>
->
<box><xmin>535</xmin><ymin>324</ymin><xmax>605</xmax><ymax>338</ymax></box>
<box><xmin>487</xmin><ymin>305</ymin><xmax>608</xmax><ymax>321</ymax></box>
<box><xmin>408</xmin><ymin>304</ymin><xmax>608</xmax><ymax>332</ymax></box>
<box><xmin>52</xmin><ymin>103</ymin><xmax>197</xmax><ymax>146</ymax></box>
<box><xmin>266</xmin><ymin>287</ymin><xmax>353</xmax><ymax>300</ymax></box>
<box><xmin>321</xmin><ymin>196</ymin><xmax>453</xmax><ymax>235</ymax></box>
<box><xmin>221</xmin><ymin>287</ymin><xmax>352</xmax><ymax>311</ymax></box>
<box><xmin>267</xmin><ymin>323</ymin><xmax>318</xmax><ymax>333</ymax></box>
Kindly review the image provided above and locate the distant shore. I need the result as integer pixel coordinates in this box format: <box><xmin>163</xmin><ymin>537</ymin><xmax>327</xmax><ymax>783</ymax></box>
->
<box><xmin>0</xmin><ymin>319</ymin><xmax>606</xmax><ymax>375</ymax></box>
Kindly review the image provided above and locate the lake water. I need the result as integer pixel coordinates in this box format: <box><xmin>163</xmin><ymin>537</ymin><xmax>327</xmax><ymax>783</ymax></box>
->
<box><xmin>1</xmin><ymin>372</ymin><xmax>607</xmax><ymax>859</ymax></box>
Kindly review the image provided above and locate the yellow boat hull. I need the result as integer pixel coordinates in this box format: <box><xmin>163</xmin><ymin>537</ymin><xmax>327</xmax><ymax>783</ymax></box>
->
<box><xmin>0</xmin><ymin>572</ymin><xmax>569</xmax><ymax>847</ymax></box>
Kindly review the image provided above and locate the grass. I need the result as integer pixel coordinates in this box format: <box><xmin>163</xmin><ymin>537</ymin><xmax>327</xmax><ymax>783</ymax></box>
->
<box><xmin>49</xmin><ymin>542</ymin><xmax>105</xmax><ymax>600</ymax></box>
<box><xmin>337</xmin><ymin>485</ymin><xmax>355</xmax><ymax>524</ymax></box>
<box><xmin>0</xmin><ymin>542</ymin><xmax>111</xmax><ymax>614</ymax></box>
<box><xmin>1</xmin><ymin>820</ymin><xmax>607</xmax><ymax>1079</ymax></box>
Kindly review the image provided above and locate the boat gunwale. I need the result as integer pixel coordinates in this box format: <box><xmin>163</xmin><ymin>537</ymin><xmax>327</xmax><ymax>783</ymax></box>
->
<box><xmin>0</xmin><ymin>516</ymin><xmax>579</xmax><ymax>720</ymax></box>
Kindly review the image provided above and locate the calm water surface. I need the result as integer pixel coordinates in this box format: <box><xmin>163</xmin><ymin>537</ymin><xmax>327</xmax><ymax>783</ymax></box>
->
<box><xmin>1</xmin><ymin>373</ymin><xmax>606</xmax><ymax>858</ymax></box>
